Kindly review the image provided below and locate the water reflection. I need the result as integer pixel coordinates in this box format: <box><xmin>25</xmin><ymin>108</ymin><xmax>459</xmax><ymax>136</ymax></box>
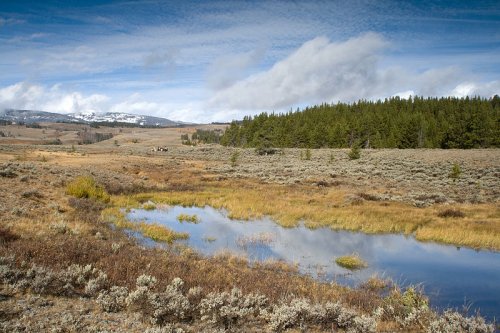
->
<box><xmin>127</xmin><ymin>205</ymin><xmax>500</xmax><ymax>321</ymax></box>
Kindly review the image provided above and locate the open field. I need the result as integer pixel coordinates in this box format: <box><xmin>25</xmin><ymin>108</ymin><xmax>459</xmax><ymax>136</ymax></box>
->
<box><xmin>0</xmin><ymin>124</ymin><xmax>498</xmax><ymax>332</ymax></box>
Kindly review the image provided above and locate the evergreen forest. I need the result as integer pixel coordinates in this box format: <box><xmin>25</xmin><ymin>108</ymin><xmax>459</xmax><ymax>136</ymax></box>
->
<box><xmin>220</xmin><ymin>96</ymin><xmax>500</xmax><ymax>149</ymax></box>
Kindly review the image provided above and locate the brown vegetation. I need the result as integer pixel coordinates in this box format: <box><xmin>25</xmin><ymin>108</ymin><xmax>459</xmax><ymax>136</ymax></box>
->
<box><xmin>0</xmin><ymin>125</ymin><xmax>498</xmax><ymax>332</ymax></box>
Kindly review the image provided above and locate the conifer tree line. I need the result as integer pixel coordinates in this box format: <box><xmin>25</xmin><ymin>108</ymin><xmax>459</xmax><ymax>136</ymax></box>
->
<box><xmin>220</xmin><ymin>96</ymin><xmax>500</xmax><ymax>149</ymax></box>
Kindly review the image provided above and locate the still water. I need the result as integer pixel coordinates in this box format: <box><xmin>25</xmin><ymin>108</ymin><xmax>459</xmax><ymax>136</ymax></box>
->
<box><xmin>127</xmin><ymin>205</ymin><xmax>500</xmax><ymax>321</ymax></box>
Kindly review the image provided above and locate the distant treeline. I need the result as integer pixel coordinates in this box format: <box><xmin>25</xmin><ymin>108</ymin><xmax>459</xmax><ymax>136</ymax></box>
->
<box><xmin>181</xmin><ymin>129</ymin><xmax>223</xmax><ymax>145</ymax></box>
<box><xmin>77</xmin><ymin>131</ymin><xmax>113</xmax><ymax>145</ymax></box>
<box><xmin>221</xmin><ymin>96</ymin><xmax>500</xmax><ymax>149</ymax></box>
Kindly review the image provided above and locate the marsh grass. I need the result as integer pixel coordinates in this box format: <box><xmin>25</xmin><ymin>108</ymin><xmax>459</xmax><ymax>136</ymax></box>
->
<box><xmin>101</xmin><ymin>208</ymin><xmax>188</xmax><ymax>244</ymax></box>
<box><xmin>177</xmin><ymin>214</ymin><xmax>199</xmax><ymax>223</ymax></box>
<box><xmin>138</xmin><ymin>222</ymin><xmax>189</xmax><ymax>243</ymax></box>
<box><xmin>107</xmin><ymin>181</ymin><xmax>500</xmax><ymax>250</ymax></box>
<box><xmin>335</xmin><ymin>254</ymin><xmax>368</xmax><ymax>270</ymax></box>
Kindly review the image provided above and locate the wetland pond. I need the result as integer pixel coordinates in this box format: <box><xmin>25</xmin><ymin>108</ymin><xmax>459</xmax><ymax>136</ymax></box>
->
<box><xmin>127</xmin><ymin>205</ymin><xmax>500</xmax><ymax>321</ymax></box>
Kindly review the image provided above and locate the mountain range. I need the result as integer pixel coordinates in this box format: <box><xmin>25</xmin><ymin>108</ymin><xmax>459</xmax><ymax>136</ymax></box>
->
<box><xmin>0</xmin><ymin>109</ymin><xmax>181</xmax><ymax>127</ymax></box>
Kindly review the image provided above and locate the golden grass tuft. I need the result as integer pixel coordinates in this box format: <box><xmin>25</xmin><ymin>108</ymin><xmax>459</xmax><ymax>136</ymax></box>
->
<box><xmin>177</xmin><ymin>214</ymin><xmax>199</xmax><ymax>223</ymax></box>
<box><xmin>335</xmin><ymin>254</ymin><xmax>368</xmax><ymax>270</ymax></box>
<box><xmin>66</xmin><ymin>176</ymin><xmax>110</xmax><ymax>203</ymax></box>
<box><xmin>137</xmin><ymin>222</ymin><xmax>189</xmax><ymax>243</ymax></box>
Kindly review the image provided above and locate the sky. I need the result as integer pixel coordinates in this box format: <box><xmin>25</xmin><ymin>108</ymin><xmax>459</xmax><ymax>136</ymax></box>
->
<box><xmin>0</xmin><ymin>0</ymin><xmax>499</xmax><ymax>123</ymax></box>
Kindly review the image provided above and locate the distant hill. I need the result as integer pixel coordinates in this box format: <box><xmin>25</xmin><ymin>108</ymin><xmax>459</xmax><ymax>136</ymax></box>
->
<box><xmin>70</xmin><ymin>111</ymin><xmax>179</xmax><ymax>126</ymax></box>
<box><xmin>0</xmin><ymin>109</ymin><xmax>181</xmax><ymax>127</ymax></box>
<box><xmin>0</xmin><ymin>109</ymin><xmax>78</xmax><ymax>123</ymax></box>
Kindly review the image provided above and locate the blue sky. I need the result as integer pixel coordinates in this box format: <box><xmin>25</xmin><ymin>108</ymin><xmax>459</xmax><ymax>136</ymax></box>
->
<box><xmin>0</xmin><ymin>0</ymin><xmax>499</xmax><ymax>122</ymax></box>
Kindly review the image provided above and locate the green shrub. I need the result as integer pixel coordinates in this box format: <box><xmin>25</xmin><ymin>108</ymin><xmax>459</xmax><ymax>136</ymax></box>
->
<box><xmin>305</xmin><ymin>148</ymin><xmax>311</xmax><ymax>160</ymax></box>
<box><xmin>66</xmin><ymin>176</ymin><xmax>110</xmax><ymax>203</ymax></box>
<box><xmin>449</xmin><ymin>163</ymin><xmax>461</xmax><ymax>180</ymax></box>
<box><xmin>230</xmin><ymin>150</ymin><xmax>240</xmax><ymax>167</ymax></box>
<box><xmin>348</xmin><ymin>145</ymin><xmax>361</xmax><ymax>160</ymax></box>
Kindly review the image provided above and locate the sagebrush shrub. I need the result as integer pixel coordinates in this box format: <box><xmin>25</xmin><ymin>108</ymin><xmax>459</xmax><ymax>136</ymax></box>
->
<box><xmin>149</xmin><ymin>278</ymin><xmax>190</xmax><ymax>325</ymax></box>
<box><xmin>126</xmin><ymin>274</ymin><xmax>157</xmax><ymax>313</ymax></box>
<box><xmin>265</xmin><ymin>298</ymin><xmax>377</xmax><ymax>333</ymax></box>
<box><xmin>427</xmin><ymin>310</ymin><xmax>494</xmax><ymax>333</ymax></box>
<box><xmin>145</xmin><ymin>325</ymin><xmax>185</xmax><ymax>333</ymax></box>
<box><xmin>126</xmin><ymin>276</ymin><xmax>193</xmax><ymax>325</ymax></box>
<box><xmin>85</xmin><ymin>271</ymin><xmax>109</xmax><ymax>296</ymax></box>
<box><xmin>200</xmin><ymin>287</ymin><xmax>268</xmax><ymax>331</ymax></box>
<box><xmin>136</xmin><ymin>274</ymin><xmax>157</xmax><ymax>288</ymax></box>
<box><xmin>348</xmin><ymin>315</ymin><xmax>377</xmax><ymax>333</ymax></box>
<box><xmin>96</xmin><ymin>286</ymin><xmax>129</xmax><ymax>312</ymax></box>
<box><xmin>25</xmin><ymin>264</ymin><xmax>63</xmax><ymax>295</ymax></box>
<box><xmin>265</xmin><ymin>298</ymin><xmax>311</xmax><ymax>332</ymax></box>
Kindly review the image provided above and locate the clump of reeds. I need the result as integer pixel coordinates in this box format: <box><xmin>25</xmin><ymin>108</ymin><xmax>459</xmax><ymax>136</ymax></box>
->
<box><xmin>177</xmin><ymin>214</ymin><xmax>199</xmax><ymax>223</ymax></box>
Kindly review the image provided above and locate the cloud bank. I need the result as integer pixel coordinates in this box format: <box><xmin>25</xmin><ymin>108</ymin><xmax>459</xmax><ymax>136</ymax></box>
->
<box><xmin>209</xmin><ymin>33</ymin><xmax>387</xmax><ymax>109</ymax></box>
<box><xmin>0</xmin><ymin>82</ymin><xmax>108</xmax><ymax>114</ymax></box>
<box><xmin>209</xmin><ymin>33</ymin><xmax>500</xmax><ymax>113</ymax></box>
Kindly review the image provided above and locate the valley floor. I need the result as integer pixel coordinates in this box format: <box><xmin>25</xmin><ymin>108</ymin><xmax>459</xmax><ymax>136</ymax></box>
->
<box><xmin>0</xmin><ymin>125</ymin><xmax>498</xmax><ymax>332</ymax></box>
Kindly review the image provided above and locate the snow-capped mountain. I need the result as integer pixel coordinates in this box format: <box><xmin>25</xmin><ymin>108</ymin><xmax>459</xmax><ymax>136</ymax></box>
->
<box><xmin>0</xmin><ymin>109</ymin><xmax>78</xmax><ymax>123</ymax></box>
<box><xmin>0</xmin><ymin>109</ymin><xmax>181</xmax><ymax>127</ymax></box>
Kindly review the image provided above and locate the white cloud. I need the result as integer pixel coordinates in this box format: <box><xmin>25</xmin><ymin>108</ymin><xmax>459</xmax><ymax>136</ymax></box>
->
<box><xmin>450</xmin><ymin>81</ymin><xmax>500</xmax><ymax>98</ymax></box>
<box><xmin>208</xmin><ymin>33</ymin><xmax>389</xmax><ymax>110</ymax></box>
<box><xmin>206</xmin><ymin>47</ymin><xmax>266</xmax><ymax>90</ymax></box>
<box><xmin>393</xmin><ymin>90</ymin><xmax>415</xmax><ymax>99</ymax></box>
<box><xmin>0</xmin><ymin>82</ymin><xmax>108</xmax><ymax>114</ymax></box>
<box><xmin>0</xmin><ymin>82</ymin><xmax>210</xmax><ymax>123</ymax></box>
